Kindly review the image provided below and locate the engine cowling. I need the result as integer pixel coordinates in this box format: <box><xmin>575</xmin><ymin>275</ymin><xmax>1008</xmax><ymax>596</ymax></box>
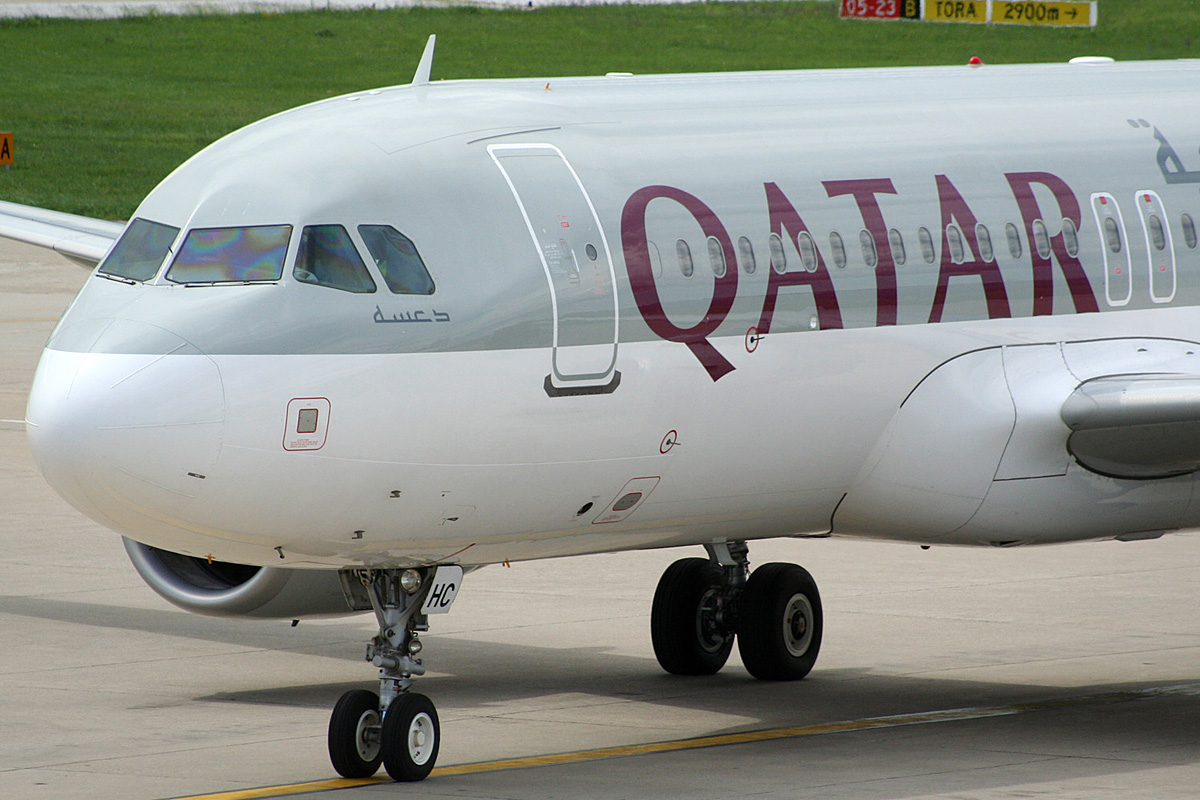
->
<box><xmin>123</xmin><ymin>538</ymin><xmax>369</xmax><ymax>619</ymax></box>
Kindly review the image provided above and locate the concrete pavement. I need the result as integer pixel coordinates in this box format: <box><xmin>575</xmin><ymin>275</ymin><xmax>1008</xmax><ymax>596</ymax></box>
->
<box><xmin>2</xmin><ymin>238</ymin><xmax>1200</xmax><ymax>799</ymax></box>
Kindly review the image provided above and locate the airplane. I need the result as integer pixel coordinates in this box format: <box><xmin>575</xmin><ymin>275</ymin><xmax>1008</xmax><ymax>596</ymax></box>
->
<box><xmin>4</xmin><ymin>36</ymin><xmax>1200</xmax><ymax>781</ymax></box>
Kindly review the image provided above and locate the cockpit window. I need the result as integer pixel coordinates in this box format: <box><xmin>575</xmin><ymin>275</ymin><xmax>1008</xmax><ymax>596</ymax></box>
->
<box><xmin>358</xmin><ymin>225</ymin><xmax>435</xmax><ymax>295</ymax></box>
<box><xmin>165</xmin><ymin>225</ymin><xmax>292</xmax><ymax>284</ymax></box>
<box><xmin>98</xmin><ymin>218</ymin><xmax>180</xmax><ymax>281</ymax></box>
<box><xmin>294</xmin><ymin>225</ymin><xmax>376</xmax><ymax>293</ymax></box>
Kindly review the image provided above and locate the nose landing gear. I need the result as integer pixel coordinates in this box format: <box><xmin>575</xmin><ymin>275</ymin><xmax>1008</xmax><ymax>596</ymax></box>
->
<box><xmin>651</xmin><ymin>542</ymin><xmax>823</xmax><ymax>681</ymax></box>
<box><xmin>328</xmin><ymin>568</ymin><xmax>442</xmax><ymax>782</ymax></box>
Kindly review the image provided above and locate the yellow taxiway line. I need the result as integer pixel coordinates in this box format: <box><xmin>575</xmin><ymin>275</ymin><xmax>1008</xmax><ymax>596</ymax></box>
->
<box><xmin>168</xmin><ymin>682</ymin><xmax>1200</xmax><ymax>800</ymax></box>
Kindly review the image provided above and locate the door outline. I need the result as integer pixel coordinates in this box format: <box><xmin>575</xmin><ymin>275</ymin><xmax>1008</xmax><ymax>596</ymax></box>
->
<box><xmin>1090</xmin><ymin>192</ymin><xmax>1131</xmax><ymax>307</ymax></box>
<box><xmin>489</xmin><ymin>143</ymin><xmax>620</xmax><ymax>393</ymax></box>
<box><xmin>1134</xmin><ymin>189</ymin><xmax>1176</xmax><ymax>304</ymax></box>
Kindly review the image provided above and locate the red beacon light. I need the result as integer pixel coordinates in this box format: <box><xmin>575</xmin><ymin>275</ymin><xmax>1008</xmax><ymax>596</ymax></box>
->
<box><xmin>968</xmin><ymin>56</ymin><xmax>984</xmax><ymax>67</ymax></box>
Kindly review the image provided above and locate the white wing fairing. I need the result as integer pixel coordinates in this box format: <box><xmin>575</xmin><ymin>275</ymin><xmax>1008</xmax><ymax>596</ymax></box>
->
<box><xmin>10</xmin><ymin>55</ymin><xmax>1200</xmax><ymax>781</ymax></box>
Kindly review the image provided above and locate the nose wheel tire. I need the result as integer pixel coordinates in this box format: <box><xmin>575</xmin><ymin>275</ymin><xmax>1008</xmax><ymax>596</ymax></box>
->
<box><xmin>737</xmin><ymin>562</ymin><xmax>823</xmax><ymax>681</ymax></box>
<box><xmin>651</xmin><ymin>557</ymin><xmax>735</xmax><ymax>675</ymax></box>
<box><xmin>381</xmin><ymin>692</ymin><xmax>440</xmax><ymax>782</ymax></box>
<box><xmin>328</xmin><ymin>689</ymin><xmax>383</xmax><ymax>778</ymax></box>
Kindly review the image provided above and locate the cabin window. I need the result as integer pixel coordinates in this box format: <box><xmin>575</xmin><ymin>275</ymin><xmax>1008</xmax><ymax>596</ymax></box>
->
<box><xmin>293</xmin><ymin>225</ymin><xmax>376</xmax><ymax>293</ymax></box>
<box><xmin>947</xmin><ymin>224</ymin><xmax>965</xmax><ymax>265</ymax></box>
<box><xmin>798</xmin><ymin>232</ymin><xmax>818</xmax><ymax>273</ymax></box>
<box><xmin>888</xmin><ymin>228</ymin><xmax>906</xmax><ymax>266</ymax></box>
<box><xmin>99</xmin><ymin>218</ymin><xmax>180</xmax><ymax>282</ymax></box>
<box><xmin>166</xmin><ymin>225</ymin><xmax>292</xmax><ymax>284</ymax></box>
<box><xmin>768</xmin><ymin>233</ymin><xmax>787</xmax><ymax>274</ymax></box>
<box><xmin>918</xmin><ymin>227</ymin><xmax>936</xmax><ymax>264</ymax></box>
<box><xmin>975</xmin><ymin>224</ymin><xmax>994</xmax><ymax>262</ymax></box>
<box><xmin>707</xmin><ymin>236</ymin><xmax>727</xmax><ymax>278</ymax></box>
<box><xmin>1148</xmin><ymin>214</ymin><xmax>1167</xmax><ymax>251</ymax></box>
<box><xmin>1183</xmin><ymin>214</ymin><xmax>1198</xmax><ymax>249</ymax></box>
<box><xmin>1103</xmin><ymin>216</ymin><xmax>1123</xmax><ymax>253</ymax></box>
<box><xmin>1032</xmin><ymin>219</ymin><xmax>1052</xmax><ymax>258</ymax></box>
<box><xmin>1005</xmin><ymin>222</ymin><xmax>1023</xmax><ymax>259</ymax></box>
<box><xmin>859</xmin><ymin>230</ymin><xmax>878</xmax><ymax>268</ymax></box>
<box><xmin>737</xmin><ymin>236</ymin><xmax>757</xmax><ymax>274</ymax></box>
<box><xmin>829</xmin><ymin>232</ymin><xmax>847</xmax><ymax>269</ymax></box>
<box><xmin>359</xmin><ymin>225</ymin><xmax>435</xmax><ymax>295</ymax></box>
<box><xmin>585</xmin><ymin>243</ymin><xmax>598</xmax><ymax>261</ymax></box>
<box><xmin>1062</xmin><ymin>219</ymin><xmax>1080</xmax><ymax>257</ymax></box>
<box><xmin>675</xmin><ymin>239</ymin><xmax>694</xmax><ymax>277</ymax></box>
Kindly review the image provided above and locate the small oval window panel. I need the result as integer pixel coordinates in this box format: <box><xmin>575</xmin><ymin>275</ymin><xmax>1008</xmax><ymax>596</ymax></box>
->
<box><xmin>593</xmin><ymin>476</ymin><xmax>660</xmax><ymax>524</ymax></box>
<box><xmin>612</xmin><ymin>492</ymin><xmax>642</xmax><ymax>511</ymax></box>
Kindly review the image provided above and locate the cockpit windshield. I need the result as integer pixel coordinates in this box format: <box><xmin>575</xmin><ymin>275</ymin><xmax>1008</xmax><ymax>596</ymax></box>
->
<box><xmin>294</xmin><ymin>225</ymin><xmax>377</xmax><ymax>293</ymax></box>
<box><xmin>98</xmin><ymin>218</ymin><xmax>180</xmax><ymax>282</ymax></box>
<box><xmin>165</xmin><ymin>225</ymin><xmax>292</xmax><ymax>284</ymax></box>
<box><xmin>359</xmin><ymin>225</ymin><xmax>436</xmax><ymax>295</ymax></box>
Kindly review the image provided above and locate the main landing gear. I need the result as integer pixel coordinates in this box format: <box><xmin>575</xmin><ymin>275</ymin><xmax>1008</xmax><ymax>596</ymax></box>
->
<box><xmin>651</xmin><ymin>542</ymin><xmax>822</xmax><ymax>681</ymax></box>
<box><xmin>328</xmin><ymin>568</ymin><xmax>441</xmax><ymax>782</ymax></box>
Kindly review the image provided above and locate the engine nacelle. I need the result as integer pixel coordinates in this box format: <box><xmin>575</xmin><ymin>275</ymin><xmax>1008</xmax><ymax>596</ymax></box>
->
<box><xmin>123</xmin><ymin>538</ymin><xmax>368</xmax><ymax>619</ymax></box>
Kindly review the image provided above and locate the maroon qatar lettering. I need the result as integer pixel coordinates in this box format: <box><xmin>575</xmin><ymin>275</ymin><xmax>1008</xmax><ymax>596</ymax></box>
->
<box><xmin>929</xmin><ymin>174</ymin><xmax>1012</xmax><ymax>323</ymax></box>
<box><xmin>823</xmin><ymin>178</ymin><xmax>899</xmax><ymax>326</ymax></box>
<box><xmin>757</xmin><ymin>182</ymin><xmax>843</xmax><ymax>335</ymax></box>
<box><xmin>1005</xmin><ymin>171</ymin><xmax>1098</xmax><ymax>315</ymax></box>
<box><xmin>623</xmin><ymin>172</ymin><xmax>1097</xmax><ymax>381</ymax></box>
<box><xmin>621</xmin><ymin>185</ymin><xmax>740</xmax><ymax>381</ymax></box>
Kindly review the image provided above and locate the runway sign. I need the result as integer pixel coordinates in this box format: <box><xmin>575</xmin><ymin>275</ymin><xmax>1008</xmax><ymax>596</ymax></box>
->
<box><xmin>839</xmin><ymin>0</ymin><xmax>921</xmax><ymax>19</ymax></box>
<box><xmin>842</xmin><ymin>0</ymin><xmax>1097</xmax><ymax>27</ymax></box>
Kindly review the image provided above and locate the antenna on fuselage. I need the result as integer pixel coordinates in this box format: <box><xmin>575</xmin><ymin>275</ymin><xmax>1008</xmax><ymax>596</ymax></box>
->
<box><xmin>413</xmin><ymin>34</ymin><xmax>436</xmax><ymax>86</ymax></box>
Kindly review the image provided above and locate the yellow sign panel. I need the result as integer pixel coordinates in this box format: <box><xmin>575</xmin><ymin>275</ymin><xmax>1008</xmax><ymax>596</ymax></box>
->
<box><xmin>917</xmin><ymin>0</ymin><xmax>1096</xmax><ymax>26</ymax></box>
<box><xmin>991</xmin><ymin>1</ymin><xmax>1096</xmax><ymax>27</ymax></box>
<box><xmin>0</xmin><ymin>132</ymin><xmax>11</xmax><ymax>166</ymax></box>
<box><xmin>924</xmin><ymin>0</ymin><xmax>988</xmax><ymax>22</ymax></box>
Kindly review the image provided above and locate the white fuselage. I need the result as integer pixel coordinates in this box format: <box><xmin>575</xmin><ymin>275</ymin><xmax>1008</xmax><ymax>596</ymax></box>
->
<box><xmin>24</xmin><ymin>59</ymin><xmax>1200</xmax><ymax>569</ymax></box>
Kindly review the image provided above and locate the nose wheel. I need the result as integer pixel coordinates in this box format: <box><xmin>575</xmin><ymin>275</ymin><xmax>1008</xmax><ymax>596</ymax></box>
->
<box><xmin>329</xmin><ymin>689</ymin><xmax>441</xmax><ymax>781</ymax></box>
<box><xmin>328</xmin><ymin>568</ymin><xmax>446</xmax><ymax>782</ymax></box>
<box><xmin>380</xmin><ymin>692</ymin><xmax>440</xmax><ymax>781</ymax></box>
<box><xmin>328</xmin><ymin>689</ymin><xmax>383</xmax><ymax>778</ymax></box>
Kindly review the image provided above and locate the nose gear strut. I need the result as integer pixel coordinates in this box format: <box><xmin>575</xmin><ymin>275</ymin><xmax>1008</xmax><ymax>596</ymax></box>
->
<box><xmin>328</xmin><ymin>568</ymin><xmax>442</xmax><ymax>782</ymax></box>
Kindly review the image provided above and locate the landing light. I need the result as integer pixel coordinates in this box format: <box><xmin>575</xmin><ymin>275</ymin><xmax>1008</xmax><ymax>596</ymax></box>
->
<box><xmin>400</xmin><ymin>569</ymin><xmax>423</xmax><ymax>594</ymax></box>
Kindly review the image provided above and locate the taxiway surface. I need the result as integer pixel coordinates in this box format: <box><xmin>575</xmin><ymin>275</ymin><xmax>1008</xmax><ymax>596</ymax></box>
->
<box><xmin>2</xmin><ymin>238</ymin><xmax>1200</xmax><ymax>799</ymax></box>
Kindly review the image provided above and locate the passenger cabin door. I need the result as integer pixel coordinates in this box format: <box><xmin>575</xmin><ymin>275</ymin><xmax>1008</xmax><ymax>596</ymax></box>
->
<box><xmin>489</xmin><ymin>144</ymin><xmax>620</xmax><ymax>395</ymax></box>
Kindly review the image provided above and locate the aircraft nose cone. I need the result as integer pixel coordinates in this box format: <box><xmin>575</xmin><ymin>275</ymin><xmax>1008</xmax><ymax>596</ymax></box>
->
<box><xmin>26</xmin><ymin>320</ymin><xmax>225</xmax><ymax>526</ymax></box>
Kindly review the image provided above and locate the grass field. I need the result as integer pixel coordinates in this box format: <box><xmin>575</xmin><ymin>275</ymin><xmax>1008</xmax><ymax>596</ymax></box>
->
<box><xmin>0</xmin><ymin>1</ymin><xmax>1197</xmax><ymax>218</ymax></box>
